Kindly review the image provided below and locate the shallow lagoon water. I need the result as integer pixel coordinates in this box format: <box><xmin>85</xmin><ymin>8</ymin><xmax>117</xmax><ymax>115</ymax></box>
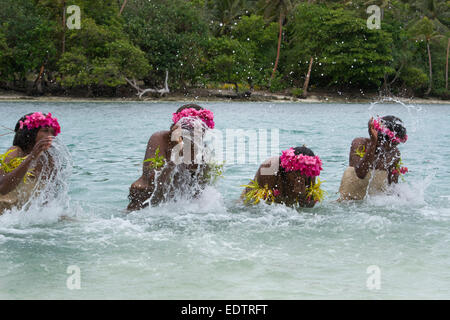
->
<box><xmin>0</xmin><ymin>101</ymin><xmax>449</xmax><ymax>299</ymax></box>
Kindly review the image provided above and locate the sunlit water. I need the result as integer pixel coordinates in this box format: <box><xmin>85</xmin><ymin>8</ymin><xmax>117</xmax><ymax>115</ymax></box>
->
<box><xmin>0</xmin><ymin>101</ymin><xmax>449</xmax><ymax>299</ymax></box>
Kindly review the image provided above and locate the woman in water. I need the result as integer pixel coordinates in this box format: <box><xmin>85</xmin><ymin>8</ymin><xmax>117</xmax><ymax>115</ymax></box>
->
<box><xmin>0</xmin><ymin>112</ymin><xmax>60</xmax><ymax>214</ymax></box>
<box><xmin>127</xmin><ymin>104</ymin><xmax>215</xmax><ymax>211</ymax></box>
<box><xmin>241</xmin><ymin>146</ymin><xmax>324</xmax><ymax>208</ymax></box>
<box><xmin>338</xmin><ymin>115</ymin><xmax>408</xmax><ymax>200</ymax></box>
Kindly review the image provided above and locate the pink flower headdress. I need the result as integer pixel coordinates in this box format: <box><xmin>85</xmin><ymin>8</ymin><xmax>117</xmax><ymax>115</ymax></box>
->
<box><xmin>19</xmin><ymin>112</ymin><xmax>61</xmax><ymax>136</ymax></box>
<box><xmin>279</xmin><ymin>148</ymin><xmax>323</xmax><ymax>177</ymax></box>
<box><xmin>172</xmin><ymin>108</ymin><xmax>215</xmax><ymax>129</ymax></box>
<box><xmin>373</xmin><ymin>118</ymin><xmax>407</xmax><ymax>144</ymax></box>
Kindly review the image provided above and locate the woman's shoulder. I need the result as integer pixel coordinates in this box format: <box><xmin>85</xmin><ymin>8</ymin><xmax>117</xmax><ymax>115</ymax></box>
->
<box><xmin>258</xmin><ymin>156</ymin><xmax>280</xmax><ymax>176</ymax></box>
<box><xmin>147</xmin><ymin>131</ymin><xmax>171</xmax><ymax>147</ymax></box>
<box><xmin>2</xmin><ymin>146</ymin><xmax>24</xmax><ymax>160</ymax></box>
<box><xmin>150</xmin><ymin>130</ymin><xmax>170</xmax><ymax>140</ymax></box>
<box><xmin>351</xmin><ymin>137</ymin><xmax>369</xmax><ymax>149</ymax></box>
<box><xmin>260</xmin><ymin>156</ymin><xmax>279</xmax><ymax>168</ymax></box>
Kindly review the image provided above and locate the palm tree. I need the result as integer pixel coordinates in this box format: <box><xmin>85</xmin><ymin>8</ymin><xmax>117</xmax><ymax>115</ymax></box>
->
<box><xmin>446</xmin><ymin>37</ymin><xmax>449</xmax><ymax>90</ymax></box>
<box><xmin>210</xmin><ymin>0</ymin><xmax>249</xmax><ymax>36</ymax></box>
<box><xmin>410</xmin><ymin>0</ymin><xmax>449</xmax><ymax>34</ymax></box>
<box><xmin>409</xmin><ymin>17</ymin><xmax>445</xmax><ymax>95</ymax></box>
<box><xmin>261</xmin><ymin>0</ymin><xmax>294</xmax><ymax>82</ymax></box>
<box><xmin>118</xmin><ymin>0</ymin><xmax>128</xmax><ymax>16</ymax></box>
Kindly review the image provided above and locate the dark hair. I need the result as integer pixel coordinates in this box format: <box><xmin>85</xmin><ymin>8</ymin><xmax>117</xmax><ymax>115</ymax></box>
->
<box><xmin>377</xmin><ymin>115</ymin><xmax>407</xmax><ymax>143</ymax></box>
<box><xmin>13</xmin><ymin>113</ymin><xmax>40</xmax><ymax>153</ymax></box>
<box><xmin>171</xmin><ymin>104</ymin><xmax>205</xmax><ymax>131</ymax></box>
<box><xmin>175</xmin><ymin>103</ymin><xmax>203</xmax><ymax>114</ymax></box>
<box><xmin>276</xmin><ymin>146</ymin><xmax>315</xmax><ymax>198</ymax></box>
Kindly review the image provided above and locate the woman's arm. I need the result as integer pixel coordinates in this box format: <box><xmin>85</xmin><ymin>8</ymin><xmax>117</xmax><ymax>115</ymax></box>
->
<box><xmin>350</xmin><ymin>139</ymin><xmax>376</xmax><ymax>179</ymax></box>
<box><xmin>0</xmin><ymin>137</ymin><xmax>53</xmax><ymax>195</ymax></box>
<box><xmin>127</xmin><ymin>132</ymin><xmax>169</xmax><ymax>211</ymax></box>
<box><xmin>388</xmin><ymin>154</ymin><xmax>401</xmax><ymax>185</ymax></box>
<box><xmin>350</xmin><ymin>120</ymin><xmax>379</xmax><ymax>179</ymax></box>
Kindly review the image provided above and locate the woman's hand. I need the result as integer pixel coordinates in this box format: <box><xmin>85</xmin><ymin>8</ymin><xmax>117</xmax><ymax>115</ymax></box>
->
<box><xmin>369</xmin><ymin>117</ymin><xmax>378</xmax><ymax>143</ymax></box>
<box><xmin>30</xmin><ymin>136</ymin><xmax>53</xmax><ymax>161</ymax></box>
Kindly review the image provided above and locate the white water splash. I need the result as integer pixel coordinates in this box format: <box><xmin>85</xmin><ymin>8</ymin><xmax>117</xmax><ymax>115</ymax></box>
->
<box><xmin>0</xmin><ymin>138</ymin><xmax>74</xmax><ymax>228</ymax></box>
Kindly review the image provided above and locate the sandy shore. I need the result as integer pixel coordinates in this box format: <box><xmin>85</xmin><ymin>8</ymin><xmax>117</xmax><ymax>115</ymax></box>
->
<box><xmin>0</xmin><ymin>90</ymin><xmax>448</xmax><ymax>105</ymax></box>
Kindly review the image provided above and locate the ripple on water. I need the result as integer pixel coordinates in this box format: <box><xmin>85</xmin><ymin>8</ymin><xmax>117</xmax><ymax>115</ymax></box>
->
<box><xmin>0</xmin><ymin>101</ymin><xmax>449</xmax><ymax>299</ymax></box>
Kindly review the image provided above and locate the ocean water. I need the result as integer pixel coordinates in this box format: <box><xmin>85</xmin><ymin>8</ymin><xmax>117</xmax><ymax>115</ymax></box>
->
<box><xmin>0</xmin><ymin>100</ymin><xmax>449</xmax><ymax>299</ymax></box>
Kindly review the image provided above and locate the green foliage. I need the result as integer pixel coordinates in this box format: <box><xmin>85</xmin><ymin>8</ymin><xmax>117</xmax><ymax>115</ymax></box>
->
<box><xmin>203</xmin><ymin>161</ymin><xmax>225</xmax><ymax>184</ymax></box>
<box><xmin>269</xmin><ymin>73</ymin><xmax>287</xmax><ymax>92</ymax></box>
<box><xmin>144</xmin><ymin>147</ymin><xmax>165</xmax><ymax>169</ymax></box>
<box><xmin>232</xmin><ymin>14</ymin><xmax>279</xmax><ymax>86</ymax></box>
<box><xmin>0</xmin><ymin>29</ymin><xmax>13</xmax><ymax>80</ymax></box>
<box><xmin>291</xmin><ymin>88</ymin><xmax>303</xmax><ymax>97</ymax></box>
<box><xmin>0</xmin><ymin>0</ymin><xmax>448</xmax><ymax>97</ymax></box>
<box><xmin>408</xmin><ymin>17</ymin><xmax>438</xmax><ymax>41</ymax></box>
<box><xmin>106</xmin><ymin>40</ymin><xmax>151</xmax><ymax>80</ymax></box>
<box><xmin>286</xmin><ymin>3</ymin><xmax>394</xmax><ymax>89</ymax></box>
<box><xmin>0</xmin><ymin>0</ymin><xmax>58</xmax><ymax>80</ymax></box>
<box><xmin>208</xmin><ymin>0</ymin><xmax>251</xmax><ymax>35</ymax></box>
<box><xmin>260</xmin><ymin>0</ymin><xmax>294</xmax><ymax>22</ymax></box>
<box><xmin>123</xmin><ymin>0</ymin><xmax>209</xmax><ymax>88</ymax></box>
<box><xmin>400</xmin><ymin>67</ymin><xmax>429</xmax><ymax>91</ymax></box>
<box><xmin>58</xmin><ymin>16</ymin><xmax>149</xmax><ymax>87</ymax></box>
<box><xmin>205</xmin><ymin>36</ymin><xmax>255</xmax><ymax>86</ymax></box>
<box><xmin>432</xmin><ymin>88</ymin><xmax>450</xmax><ymax>99</ymax></box>
<box><xmin>57</xmin><ymin>50</ymin><xmax>91</xmax><ymax>87</ymax></box>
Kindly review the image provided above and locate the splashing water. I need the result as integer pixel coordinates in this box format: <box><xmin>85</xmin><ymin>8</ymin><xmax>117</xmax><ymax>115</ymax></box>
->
<box><xmin>146</xmin><ymin>117</ymin><xmax>220</xmax><ymax>207</ymax></box>
<box><xmin>0</xmin><ymin>137</ymin><xmax>73</xmax><ymax>227</ymax></box>
<box><xmin>0</xmin><ymin>101</ymin><xmax>449</xmax><ymax>299</ymax></box>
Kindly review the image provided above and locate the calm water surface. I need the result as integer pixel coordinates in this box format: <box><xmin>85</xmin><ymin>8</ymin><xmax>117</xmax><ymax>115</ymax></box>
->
<box><xmin>0</xmin><ymin>101</ymin><xmax>449</xmax><ymax>299</ymax></box>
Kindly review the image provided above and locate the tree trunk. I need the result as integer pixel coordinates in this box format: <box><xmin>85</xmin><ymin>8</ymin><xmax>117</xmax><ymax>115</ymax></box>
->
<box><xmin>270</xmin><ymin>12</ymin><xmax>283</xmax><ymax>82</ymax></box>
<box><xmin>446</xmin><ymin>38</ymin><xmax>449</xmax><ymax>90</ymax></box>
<box><xmin>302</xmin><ymin>57</ymin><xmax>314</xmax><ymax>98</ymax></box>
<box><xmin>389</xmin><ymin>61</ymin><xmax>404</xmax><ymax>86</ymax></box>
<box><xmin>383</xmin><ymin>73</ymin><xmax>389</xmax><ymax>94</ymax></box>
<box><xmin>234</xmin><ymin>82</ymin><xmax>239</xmax><ymax>94</ymax></box>
<box><xmin>119</xmin><ymin>0</ymin><xmax>128</xmax><ymax>16</ymax></box>
<box><xmin>425</xmin><ymin>40</ymin><xmax>432</xmax><ymax>95</ymax></box>
<box><xmin>33</xmin><ymin>63</ymin><xmax>46</xmax><ymax>94</ymax></box>
<box><xmin>62</xmin><ymin>1</ymin><xmax>66</xmax><ymax>55</ymax></box>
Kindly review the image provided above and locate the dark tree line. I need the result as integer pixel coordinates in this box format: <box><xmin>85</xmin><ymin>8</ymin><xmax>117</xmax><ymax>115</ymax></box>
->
<box><xmin>0</xmin><ymin>0</ymin><xmax>448</xmax><ymax>98</ymax></box>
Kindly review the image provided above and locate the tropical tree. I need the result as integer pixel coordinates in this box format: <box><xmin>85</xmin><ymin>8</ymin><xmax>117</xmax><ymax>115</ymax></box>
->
<box><xmin>57</xmin><ymin>16</ymin><xmax>150</xmax><ymax>94</ymax></box>
<box><xmin>0</xmin><ymin>0</ymin><xmax>57</xmax><ymax>92</ymax></box>
<box><xmin>208</xmin><ymin>0</ymin><xmax>250</xmax><ymax>35</ymax></box>
<box><xmin>122</xmin><ymin>0</ymin><xmax>210</xmax><ymax>88</ymax></box>
<box><xmin>287</xmin><ymin>3</ymin><xmax>393</xmax><ymax>93</ymax></box>
<box><xmin>446</xmin><ymin>36</ymin><xmax>449</xmax><ymax>90</ymax></box>
<box><xmin>410</xmin><ymin>0</ymin><xmax>449</xmax><ymax>33</ymax></box>
<box><xmin>232</xmin><ymin>14</ymin><xmax>279</xmax><ymax>87</ymax></box>
<box><xmin>205</xmin><ymin>37</ymin><xmax>255</xmax><ymax>92</ymax></box>
<box><xmin>261</xmin><ymin>0</ymin><xmax>293</xmax><ymax>82</ymax></box>
<box><xmin>0</xmin><ymin>29</ymin><xmax>13</xmax><ymax>81</ymax></box>
<box><xmin>118</xmin><ymin>0</ymin><xmax>128</xmax><ymax>16</ymax></box>
<box><xmin>409</xmin><ymin>16</ymin><xmax>445</xmax><ymax>94</ymax></box>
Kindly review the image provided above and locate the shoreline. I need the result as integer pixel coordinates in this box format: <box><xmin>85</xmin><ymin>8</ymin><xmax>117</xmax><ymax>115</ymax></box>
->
<box><xmin>0</xmin><ymin>90</ymin><xmax>449</xmax><ymax>105</ymax></box>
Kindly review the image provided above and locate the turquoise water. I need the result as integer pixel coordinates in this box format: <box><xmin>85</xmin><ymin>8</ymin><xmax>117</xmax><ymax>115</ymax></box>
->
<box><xmin>0</xmin><ymin>101</ymin><xmax>449</xmax><ymax>299</ymax></box>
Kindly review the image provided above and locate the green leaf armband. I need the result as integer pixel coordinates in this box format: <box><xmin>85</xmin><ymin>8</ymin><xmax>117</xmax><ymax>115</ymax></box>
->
<box><xmin>143</xmin><ymin>146</ymin><xmax>165</xmax><ymax>169</ymax></box>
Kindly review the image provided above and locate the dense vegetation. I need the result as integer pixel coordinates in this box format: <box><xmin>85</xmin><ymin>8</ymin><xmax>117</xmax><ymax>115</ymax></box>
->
<box><xmin>0</xmin><ymin>0</ymin><xmax>449</xmax><ymax>99</ymax></box>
